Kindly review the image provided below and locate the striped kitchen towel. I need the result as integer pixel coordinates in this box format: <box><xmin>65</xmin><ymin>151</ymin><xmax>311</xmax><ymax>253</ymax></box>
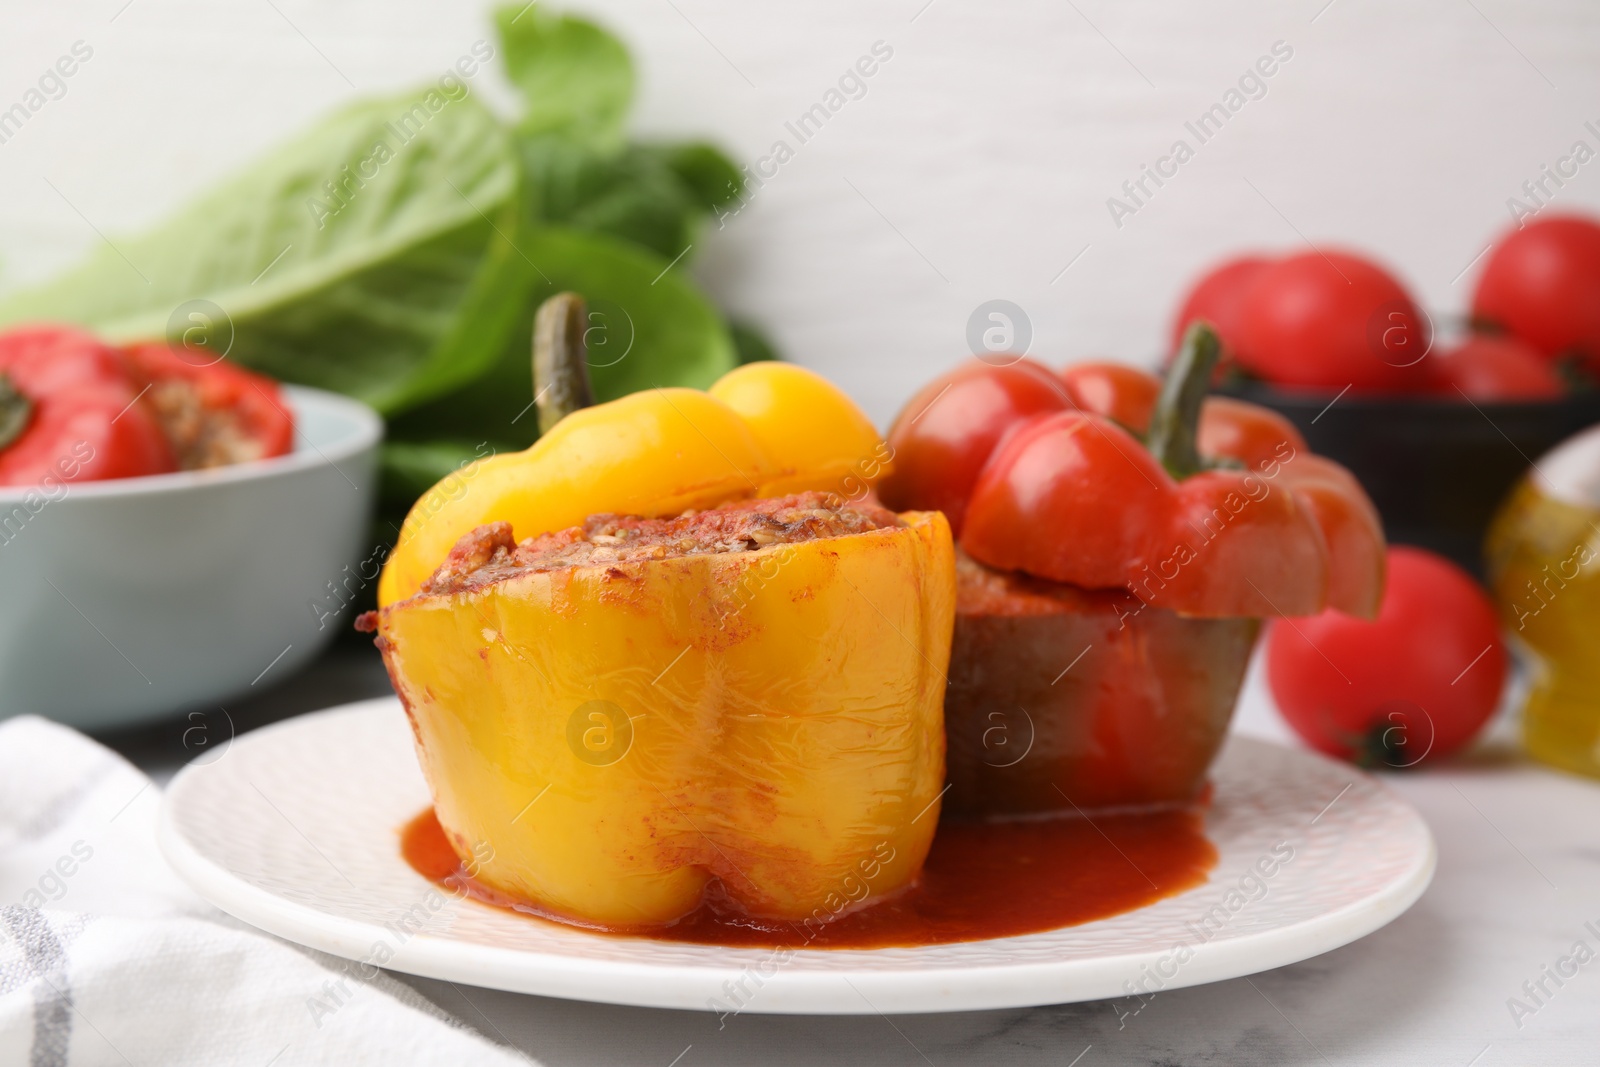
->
<box><xmin>0</xmin><ymin>715</ymin><xmax>532</xmax><ymax>1067</ymax></box>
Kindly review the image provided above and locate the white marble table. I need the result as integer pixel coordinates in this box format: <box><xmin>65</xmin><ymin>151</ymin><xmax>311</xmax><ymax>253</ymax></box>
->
<box><xmin>110</xmin><ymin>643</ymin><xmax>1600</xmax><ymax>1065</ymax></box>
<box><xmin>394</xmin><ymin>667</ymin><xmax>1600</xmax><ymax>1066</ymax></box>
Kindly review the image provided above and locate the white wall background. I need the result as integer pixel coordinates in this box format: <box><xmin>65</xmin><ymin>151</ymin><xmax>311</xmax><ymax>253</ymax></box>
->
<box><xmin>2</xmin><ymin>0</ymin><xmax>1598</xmax><ymax>425</ymax></box>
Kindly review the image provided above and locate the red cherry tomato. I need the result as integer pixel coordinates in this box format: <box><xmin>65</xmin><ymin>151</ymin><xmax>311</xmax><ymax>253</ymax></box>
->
<box><xmin>1169</xmin><ymin>254</ymin><xmax>1271</xmax><ymax>360</ymax></box>
<box><xmin>1234</xmin><ymin>250</ymin><xmax>1431</xmax><ymax>393</ymax></box>
<box><xmin>1429</xmin><ymin>333</ymin><xmax>1563</xmax><ymax>401</ymax></box>
<box><xmin>878</xmin><ymin>358</ymin><xmax>1068</xmax><ymax>535</ymax></box>
<box><xmin>1266</xmin><ymin>546</ymin><xmax>1506</xmax><ymax>767</ymax></box>
<box><xmin>0</xmin><ymin>326</ymin><xmax>176</xmax><ymax>487</ymax></box>
<box><xmin>1472</xmin><ymin>214</ymin><xmax>1600</xmax><ymax>369</ymax></box>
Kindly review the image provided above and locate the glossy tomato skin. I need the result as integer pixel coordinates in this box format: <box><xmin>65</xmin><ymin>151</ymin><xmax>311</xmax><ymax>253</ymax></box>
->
<box><xmin>1234</xmin><ymin>250</ymin><xmax>1431</xmax><ymax>392</ymax></box>
<box><xmin>1059</xmin><ymin>361</ymin><xmax>1311</xmax><ymax>473</ymax></box>
<box><xmin>1428</xmin><ymin>334</ymin><xmax>1563</xmax><ymax>401</ymax></box>
<box><xmin>0</xmin><ymin>326</ymin><xmax>176</xmax><ymax>487</ymax></box>
<box><xmin>1472</xmin><ymin>215</ymin><xmax>1600</xmax><ymax>368</ymax></box>
<box><xmin>878</xmin><ymin>359</ymin><xmax>1067</xmax><ymax>535</ymax></box>
<box><xmin>1278</xmin><ymin>454</ymin><xmax>1386</xmax><ymax>619</ymax></box>
<box><xmin>961</xmin><ymin>411</ymin><xmax>1168</xmax><ymax>589</ymax></box>
<box><xmin>1194</xmin><ymin>396</ymin><xmax>1305</xmax><ymax>471</ymax></box>
<box><xmin>1058</xmin><ymin>362</ymin><xmax>1160</xmax><ymax>431</ymax></box>
<box><xmin>1169</xmin><ymin>254</ymin><xmax>1272</xmax><ymax>359</ymax></box>
<box><xmin>884</xmin><ymin>353</ymin><xmax>1386</xmax><ymax>619</ymax></box>
<box><xmin>1266</xmin><ymin>546</ymin><xmax>1506</xmax><ymax>766</ymax></box>
<box><xmin>1153</xmin><ymin>468</ymin><xmax>1329</xmax><ymax>616</ymax></box>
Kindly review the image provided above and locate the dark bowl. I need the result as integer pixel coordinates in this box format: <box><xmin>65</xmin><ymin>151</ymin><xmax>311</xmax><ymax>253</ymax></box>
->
<box><xmin>1217</xmin><ymin>383</ymin><xmax>1600</xmax><ymax>577</ymax></box>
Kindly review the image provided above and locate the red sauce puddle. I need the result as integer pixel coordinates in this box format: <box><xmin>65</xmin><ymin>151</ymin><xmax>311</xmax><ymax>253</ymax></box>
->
<box><xmin>402</xmin><ymin>806</ymin><xmax>1216</xmax><ymax>949</ymax></box>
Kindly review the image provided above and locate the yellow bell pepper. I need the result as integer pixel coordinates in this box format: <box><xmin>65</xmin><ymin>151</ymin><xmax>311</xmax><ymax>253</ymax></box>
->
<box><xmin>371</xmin><ymin>323</ymin><xmax>951</xmax><ymax>929</ymax></box>
<box><xmin>375</xmin><ymin>505</ymin><xmax>954</xmax><ymax>927</ymax></box>
<box><xmin>378</xmin><ymin>363</ymin><xmax>888</xmax><ymax>607</ymax></box>
<box><xmin>708</xmin><ymin>362</ymin><xmax>890</xmax><ymax>497</ymax></box>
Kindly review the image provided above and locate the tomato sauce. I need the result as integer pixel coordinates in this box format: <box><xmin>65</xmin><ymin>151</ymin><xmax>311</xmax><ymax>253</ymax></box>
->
<box><xmin>401</xmin><ymin>805</ymin><xmax>1217</xmax><ymax>949</ymax></box>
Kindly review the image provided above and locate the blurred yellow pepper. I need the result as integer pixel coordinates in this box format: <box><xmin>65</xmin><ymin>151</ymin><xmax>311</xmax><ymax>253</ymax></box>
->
<box><xmin>378</xmin><ymin>362</ymin><xmax>888</xmax><ymax>607</ymax></box>
<box><xmin>1487</xmin><ymin>425</ymin><xmax>1600</xmax><ymax>780</ymax></box>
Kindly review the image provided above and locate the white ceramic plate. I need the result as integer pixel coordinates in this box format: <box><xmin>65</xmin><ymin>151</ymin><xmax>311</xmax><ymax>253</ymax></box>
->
<box><xmin>159</xmin><ymin>698</ymin><xmax>1435</xmax><ymax>1015</ymax></box>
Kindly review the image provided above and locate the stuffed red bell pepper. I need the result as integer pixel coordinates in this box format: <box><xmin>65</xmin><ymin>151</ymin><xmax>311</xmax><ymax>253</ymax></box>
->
<box><xmin>0</xmin><ymin>326</ymin><xmax>176</xmax><ymax>487</ymax></box>
<box><xmin>0</xmin><ymin>325</ymin><xmax>295</xmax><ymax>489</ymax></box>
<box><xmin>121</xmin><ymin>342</ymin><xmax>294</xmax><ymax>470</ymax></box>
<box><xmin>880</xmin><ymin>324</ymin><xmax>1385</xmax><ymax>814</ymax></box>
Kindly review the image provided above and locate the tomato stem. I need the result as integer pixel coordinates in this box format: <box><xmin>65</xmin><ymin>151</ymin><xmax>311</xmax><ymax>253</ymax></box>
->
<box><xmin>0</xmin><ymin>371</ymin><xmax>32</xmax><ymax>453</ymax></box>
<box><xmin>533</xmin><ymin>291</ymin><xmax>595</xmax><ymax>435</ymax></box>
<box><xmin>1147</xmin><ymin>321</ymin><xmax>1221</xmax><ymax>480</ymax></box>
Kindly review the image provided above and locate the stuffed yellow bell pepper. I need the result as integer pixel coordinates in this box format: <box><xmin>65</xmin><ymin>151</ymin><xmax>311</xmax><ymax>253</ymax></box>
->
<box><xmin>368</xmin><ymin>295</ymin><xmax>953</xmax><ymax>929</ymax></box>
<box><xmin>378</xmin><ymin>344</ymin><xmax>891</xmax><ymax>607</ymax></box>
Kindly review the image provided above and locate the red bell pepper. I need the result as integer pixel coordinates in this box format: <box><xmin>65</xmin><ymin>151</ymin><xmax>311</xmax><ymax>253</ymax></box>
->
<box><xmin>944</xmin><ymin>552</ymin><xmax>1258</xmax><ymax>813</ymax></box>
<box><xmin>887</xmin><ymin>325</ymin><xmax>1386</xmax><ymax>817</ymax></box>
<box><xmin>880</xmin><ymin>324</ymin><xmax>1384</xmax><ymax>619</ymax></box>
<box><xmin>120</xmin><ymin>343</ymin><xmax>294</xmax><ymax>469</ymax></box>
<box><xmin>0</xmin><ymin>326</ymin><xmax>176</xmax><ymax>487</ymax></box>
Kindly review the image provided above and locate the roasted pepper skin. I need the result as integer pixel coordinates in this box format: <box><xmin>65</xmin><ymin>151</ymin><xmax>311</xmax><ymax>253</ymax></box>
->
<box><xmin>375</xmin><ymin>511</ymin><xmax>954</xmax><ymax>928</ymax></box>
<box><xmin>379</xmin><ymin>364</ymin><xmax>886</xmax><ymax>606</ymax></box>
<box><xmin>945</xmin><ymin>553</ymin><xmax>1257</xmax><ymax>815</ymax></box>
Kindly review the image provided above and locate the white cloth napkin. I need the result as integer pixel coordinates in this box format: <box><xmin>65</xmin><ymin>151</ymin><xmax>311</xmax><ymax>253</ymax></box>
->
<box><xmin>0</xmin><ymin>715</ymin><xmax>534</xmax><ymax>1067</ymax></box>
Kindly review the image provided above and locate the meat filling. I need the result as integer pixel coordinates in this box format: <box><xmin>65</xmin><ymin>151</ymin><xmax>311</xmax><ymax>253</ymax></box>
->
<box><xmin>421</xmin><ymin>492</ymin><xmax>901</xmax><ymax>596</ymax></box>
<box><xmin>147</xmin><ymin>378</ymin><xmax>267</xmax><ymax>469</ymax></box>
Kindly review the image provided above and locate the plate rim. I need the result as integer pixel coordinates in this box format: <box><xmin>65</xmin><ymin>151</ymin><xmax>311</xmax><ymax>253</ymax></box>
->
<box><xmin>158</xmin><ymin>698</ymin><xmax>1437</xmax><ymax>1015</ymax></box>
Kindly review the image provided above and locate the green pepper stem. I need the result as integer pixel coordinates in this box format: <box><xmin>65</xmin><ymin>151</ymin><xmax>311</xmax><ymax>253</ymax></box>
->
<box><xmin>0</xmin><ymin>371</ymin><xmax>33</xmax><ymax>453</ymax></box>
<box><xmin>533</xmin><ymin>292</ymin><xmax>595</xmax><ymax>436</ymax></box>
<box><xmin>1147</xmin><ymin>321</ymin><xmax>1222</xmax><ymax>480</ymax></box>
